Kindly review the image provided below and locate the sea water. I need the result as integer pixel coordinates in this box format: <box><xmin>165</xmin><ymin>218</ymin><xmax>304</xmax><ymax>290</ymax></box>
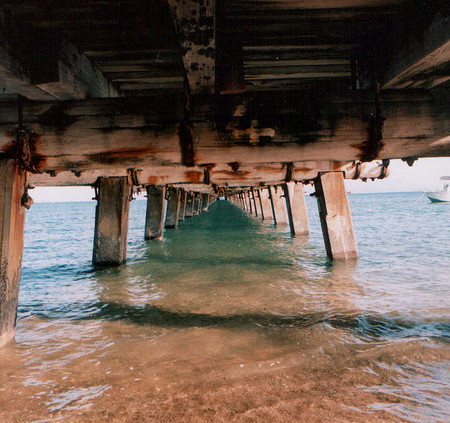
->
<box><xmin>0</xmin><ymin>192</ymin><xmax>449</xmax><ymax>422</ymax></box>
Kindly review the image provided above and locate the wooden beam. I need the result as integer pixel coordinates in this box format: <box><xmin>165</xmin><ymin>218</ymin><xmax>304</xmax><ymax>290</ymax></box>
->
<box><xmin>0</xmin><ymin>90</ymin><xmax>448</xmax><ymax>176</ymax></box>
<box><xmin>27</xmin><ymin>32</ymin><xmax>119</xmax><ymax>100</ymax></box>
<box><xmin>0</xmin><ymin>33</ymin><xmax>55</xmax><ymax>100</ymax></box>
<box><xmin>168</xmin><ymin>0</ymin><xmax>215</xmax><ymax>94</ymax></box>
<box><xmin>383</xmin><ymin>11</ymin><xmax>450</xmax><ymax>89</ymax></box>
<box><xmin>1</xmin><ymin>24</ymin><xmax>118</xmax><ymax>100</ymax></box>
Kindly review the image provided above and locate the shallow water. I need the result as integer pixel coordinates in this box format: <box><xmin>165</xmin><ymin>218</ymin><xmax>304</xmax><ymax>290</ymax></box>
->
<box><xmin>0</xmin><ymin>192</ymin><xmax>449</xmax><ymax>422</ymax></box>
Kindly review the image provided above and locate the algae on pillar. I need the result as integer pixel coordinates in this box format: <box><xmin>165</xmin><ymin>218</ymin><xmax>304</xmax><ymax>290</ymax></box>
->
<box><xmin>0</xmin><ymin>159</ymin><xmax>27</xmax><ymax>347</ymax></box>
<box><xmin>314</xmin><ymin>172</ymin><xmax>358</xmax><ymax>260</ymax></box>
<box><xmin>145</xmin><ymin>185</ymin><xmax>166</xmax><ymax>240</ymax></box>
<box><xmin>165</xmin><ymin>188</ymin><xmax>181</xmax><ymax>229</ymax></box>
<box><xmin>282</xmin><ymin>182</ymin><xmax>310</xmax><ymax>235</ymax></box>
<box><xmin>93</xmin><ymin>177</ymin><xmax>131</xmax><ymax>267</ymax></box>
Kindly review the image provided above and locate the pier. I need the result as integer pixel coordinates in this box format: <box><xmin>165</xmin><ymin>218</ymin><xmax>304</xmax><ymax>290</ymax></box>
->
<box><xmin>0</xmin><ymin>0</ymin><xmax>449</xmax><ymax>346</ymax></box>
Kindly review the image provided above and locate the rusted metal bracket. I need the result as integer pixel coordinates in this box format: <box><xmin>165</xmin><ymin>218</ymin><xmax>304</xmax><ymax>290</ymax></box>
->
<box><xmin>14</xmin><ymin>128</ymin><xmax>42</xmax><ymax>173</ymax></box>
<box><xmin>284</xmin><ymin>162</ymin><xmax>294</xmax><ymax>182</ymax></box>
<box><xmin>352</xmin><ymin>161</ymin><xmax>362</xmax><ymax>179</ymax></box>
<box><xmin>378</xmin><ymin>159</ymin><xmax>390</xmax><ymax>179</ymax></box>
<box><xmin>92</xmin><ymin>179</ymin><xmax>100</xmax><ymax>201</ymax></box>
<box><xmin>127</xmin><ymin>168</ymin><xmax>141</xmax><ymax>186</ymax></box>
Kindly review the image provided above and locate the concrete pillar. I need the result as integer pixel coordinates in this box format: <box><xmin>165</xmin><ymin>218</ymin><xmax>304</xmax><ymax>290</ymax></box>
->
<box><xmin>271</xmin><ymin>185</ymin><xmax>288</xmax><ymax>225</ymax></box>
<box><xmin>93</xmin><ymin>177</ymin><xmax>131</xmax><ymax>266</ymax></box>
<box><xmin>165</xmin><ymin>188</ymin><xmax>181</xmax><ymax>229</ymax></box>
<box><xmin>201</xmin><ymin>194</ymin><xmax>209</xmax><ymax>211</ymax></box>
<box><xmin>282</xmin><ymin>182</ymin><xmax>310</xmax><ymax>235</ymax></box>
<box><xmin>260</xmin><ymin>188</ymin><xmax>274</xmax><ymax>223</ymax></box>
<box><xmin>144</xmin><ymin>185</ymin><xmax>166</xmax><ymax>240</ymax></box>
<box><xmin>0</xmin><ymin>160</ymin><xmax>27</xmax><ymax>347</ymax></box>
<box><xmin>250</xmin><ymin>188</ymin><xmax>258</xmax><ymax>216</ymax></box>
<box><xmin>256</xmin><ymin>189</ymin><xmax>264</xmax><ymax>219</ymax></box>
<box><xmin>267</xmin><ymin>186</ymin><xmax>277</xmax><ymax>224</ymax></box>
<box><xmin>179</xmin><ymin>190</ymin><xmax>187</xmax><ymax>221</ymax></box>
<box><xmin>314</xmin><ymin>172</ymin><xmax>358</xmax><ymax>260</ymax></box>
<box><xmin>246</xmin><ymin>191</ymin><xmax>252</xmax><ymax>213</ymax></box>
<box><xmin>185</xmin><ymin>192</ymin><xmax>194</xmax><ymax>217</ymax></box>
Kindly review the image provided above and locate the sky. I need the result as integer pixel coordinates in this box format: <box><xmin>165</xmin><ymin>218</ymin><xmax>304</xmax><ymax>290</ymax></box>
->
<box><xmin>30</xmin><ymin>157</ymin><xmax>450</xmax><ymax>202</ymax></box>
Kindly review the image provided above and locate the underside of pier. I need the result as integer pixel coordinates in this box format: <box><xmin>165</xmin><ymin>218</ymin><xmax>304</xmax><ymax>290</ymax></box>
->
<box><xmin>0</xmin><ymin>0</ymin><xmax>449</xmax><ymax>344</ymax></box>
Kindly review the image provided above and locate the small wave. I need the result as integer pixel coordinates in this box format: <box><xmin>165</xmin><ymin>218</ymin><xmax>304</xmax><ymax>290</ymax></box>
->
<box><xmin>20</xmin><ymin>303</ymin><xmax>450</xmax><ymax>342</ymax></box>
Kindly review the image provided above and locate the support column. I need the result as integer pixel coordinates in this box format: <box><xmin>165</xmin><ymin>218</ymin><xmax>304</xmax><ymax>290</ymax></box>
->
<box><xmin>246</xmin><ymin>191</ymin><xmax>252</xmax><ymax>213</ymax></box>
<box><xmin>144</xmin><ymin>185</ymin><xmax>166</xmax><ymax>240</ymax></box>
<box><xmin>250</xmin><ymin>188</ymin><xmax>258</xmax><ymax>216</ymax></box>
<box><xmin>314</xmin><ymin>172</ymin><xmax>358</xmax><ymax>260</ymax></box>
<box><xmin>261</xmin><ymin>187</ymin><xmax>274</xmax><ymax>223</ymax></box>
<box><xmin>179</xmin><ymin>190</ymin><xmax>187</xmax><ymax>221</ymax></box>
<box><xmin>282</xmin><ymin>182</ymin><xmax>310</xmax><ymax>235</ymax></box>
<box><xmin>201</xmin><ymin>194</ymin><xmax>208</xmax><ymax>211</ymax></box>
<box><xmin>93</xmin><ymin>177</ymin><xmax>131</xmax><ymax>266</ymax></box>
<box><xmin>185</xmin><ymin>192</ymin><xmax>194</xmax><ymax>217</ymax></box>
<box><xmin>0</xmin><ymin>160</ymin><xmax>27</xmax><ymax>347</ymax></box>
<box><xmin>271</xmin><ymin>185</ymin><xmax>288</xmax><ymax>225</ymax></box>
<box><xmin>165</xmin><ymin>188</ymin><xmax>181</xmax><ymax>229</ymax></box>
<box><xmin>256</xmin><ymin>189</ymin><xmax>264</xmax><ymax>219</ymax></box>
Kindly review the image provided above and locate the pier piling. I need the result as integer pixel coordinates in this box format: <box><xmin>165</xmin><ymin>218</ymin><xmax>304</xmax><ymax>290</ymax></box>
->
<box><xmin>145</xmin><ymin>185</ymin><xmax>166</xmax><ymax>240</ymax></box>
<box><xmin>282</xmin><ymin>182</ymin><xmax>310</xmax><ymax>235</ymax></box>
<box><xmin>0</xmin><ymin>160</ymin><xmax>27</xmax><ymax>347</ymax></box>
<box><xmin>315</xmin><ymin>172</ymin><xmax>358</xmax><ymax>260</ymax></box>
<box><xmin>92</xmin><ymin>177</ymin><xmax>131</xmax><ymax>267</ymax></box>
<box><xmin>165</xmin><ymin>188</ymin><xmax>181</xmax><ymax>229</ymax></box>
<box><xmin>272</xmin><ymin>186</ymin><xmax>288</xmax><ymax>225</ymax></box>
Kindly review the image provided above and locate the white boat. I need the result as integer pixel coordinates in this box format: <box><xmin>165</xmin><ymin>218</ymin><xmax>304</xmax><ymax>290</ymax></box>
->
<box><xmin>426</xmin><ymin>177</ymin><xmax>450</xmax><ymax>202</ymax></box>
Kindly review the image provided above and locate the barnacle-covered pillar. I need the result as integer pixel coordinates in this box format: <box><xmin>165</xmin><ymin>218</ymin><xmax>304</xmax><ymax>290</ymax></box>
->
<box><xmin>92</xmin><ymin>177</ymin><xmax>131</xmax><ymax>266</ymax></box>
<box><xmin>0</xmin><ymin>159</ymin><xmax>27</xmax><ymax>347</ymax></box>
<box><xmin>315</xmin><ymin>172</ymin><xmax>358</xmax><ymax>260</ymax></box>
<box><xmin>144</xmin><ymin>185</ymin><xmax>166</xmax><ymax>240</ymax></box>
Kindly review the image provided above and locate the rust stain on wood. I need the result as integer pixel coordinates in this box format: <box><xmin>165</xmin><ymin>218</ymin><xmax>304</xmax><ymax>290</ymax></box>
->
<box><xmin>184</xmin><ymin>170</ymin><xmax>203</xmax><ymax>183</ymax></box>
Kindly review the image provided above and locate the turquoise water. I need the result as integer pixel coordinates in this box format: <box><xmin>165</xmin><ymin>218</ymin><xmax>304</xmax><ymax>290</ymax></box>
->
<box><xmin>0</xmin><ymin>192</ymin><xmax>449</xmax><ymax>422</ymax></box>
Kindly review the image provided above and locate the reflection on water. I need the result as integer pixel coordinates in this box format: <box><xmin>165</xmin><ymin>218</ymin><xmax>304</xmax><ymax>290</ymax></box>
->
<box><xmin>0</xmin><ymin>194</ymin><xmax>449</xmax><ymax>422</ymax></box>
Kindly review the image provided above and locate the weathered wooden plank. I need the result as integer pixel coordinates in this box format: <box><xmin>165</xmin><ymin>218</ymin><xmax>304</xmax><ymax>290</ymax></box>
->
<box><xmin>28</xmin><ymin>34</ymin><xmax>119</xmax><ymax>100</ymax></box>
<box><xmin>0</xmin><ymin>90</ymin><xmax>448</xmax><ymax>176</ymax></box>
<box><xmin>0</xmin><ymin>34</ymin><xmax>55</xmax><ymax>100</ymax></box>
<box><xmin>1</xmin><ymin>26</ymin><xmax>118</xmax><ymax>100</ymax></box>
<box><xmin>167</xmin><ymin>0</ymin><xmax>215</xmax><ymax>94</ymax></box>
<box><xmin>383</xmin><ymin>11</ymin><xmax>450</xmax><ymax>89</ymax></box>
